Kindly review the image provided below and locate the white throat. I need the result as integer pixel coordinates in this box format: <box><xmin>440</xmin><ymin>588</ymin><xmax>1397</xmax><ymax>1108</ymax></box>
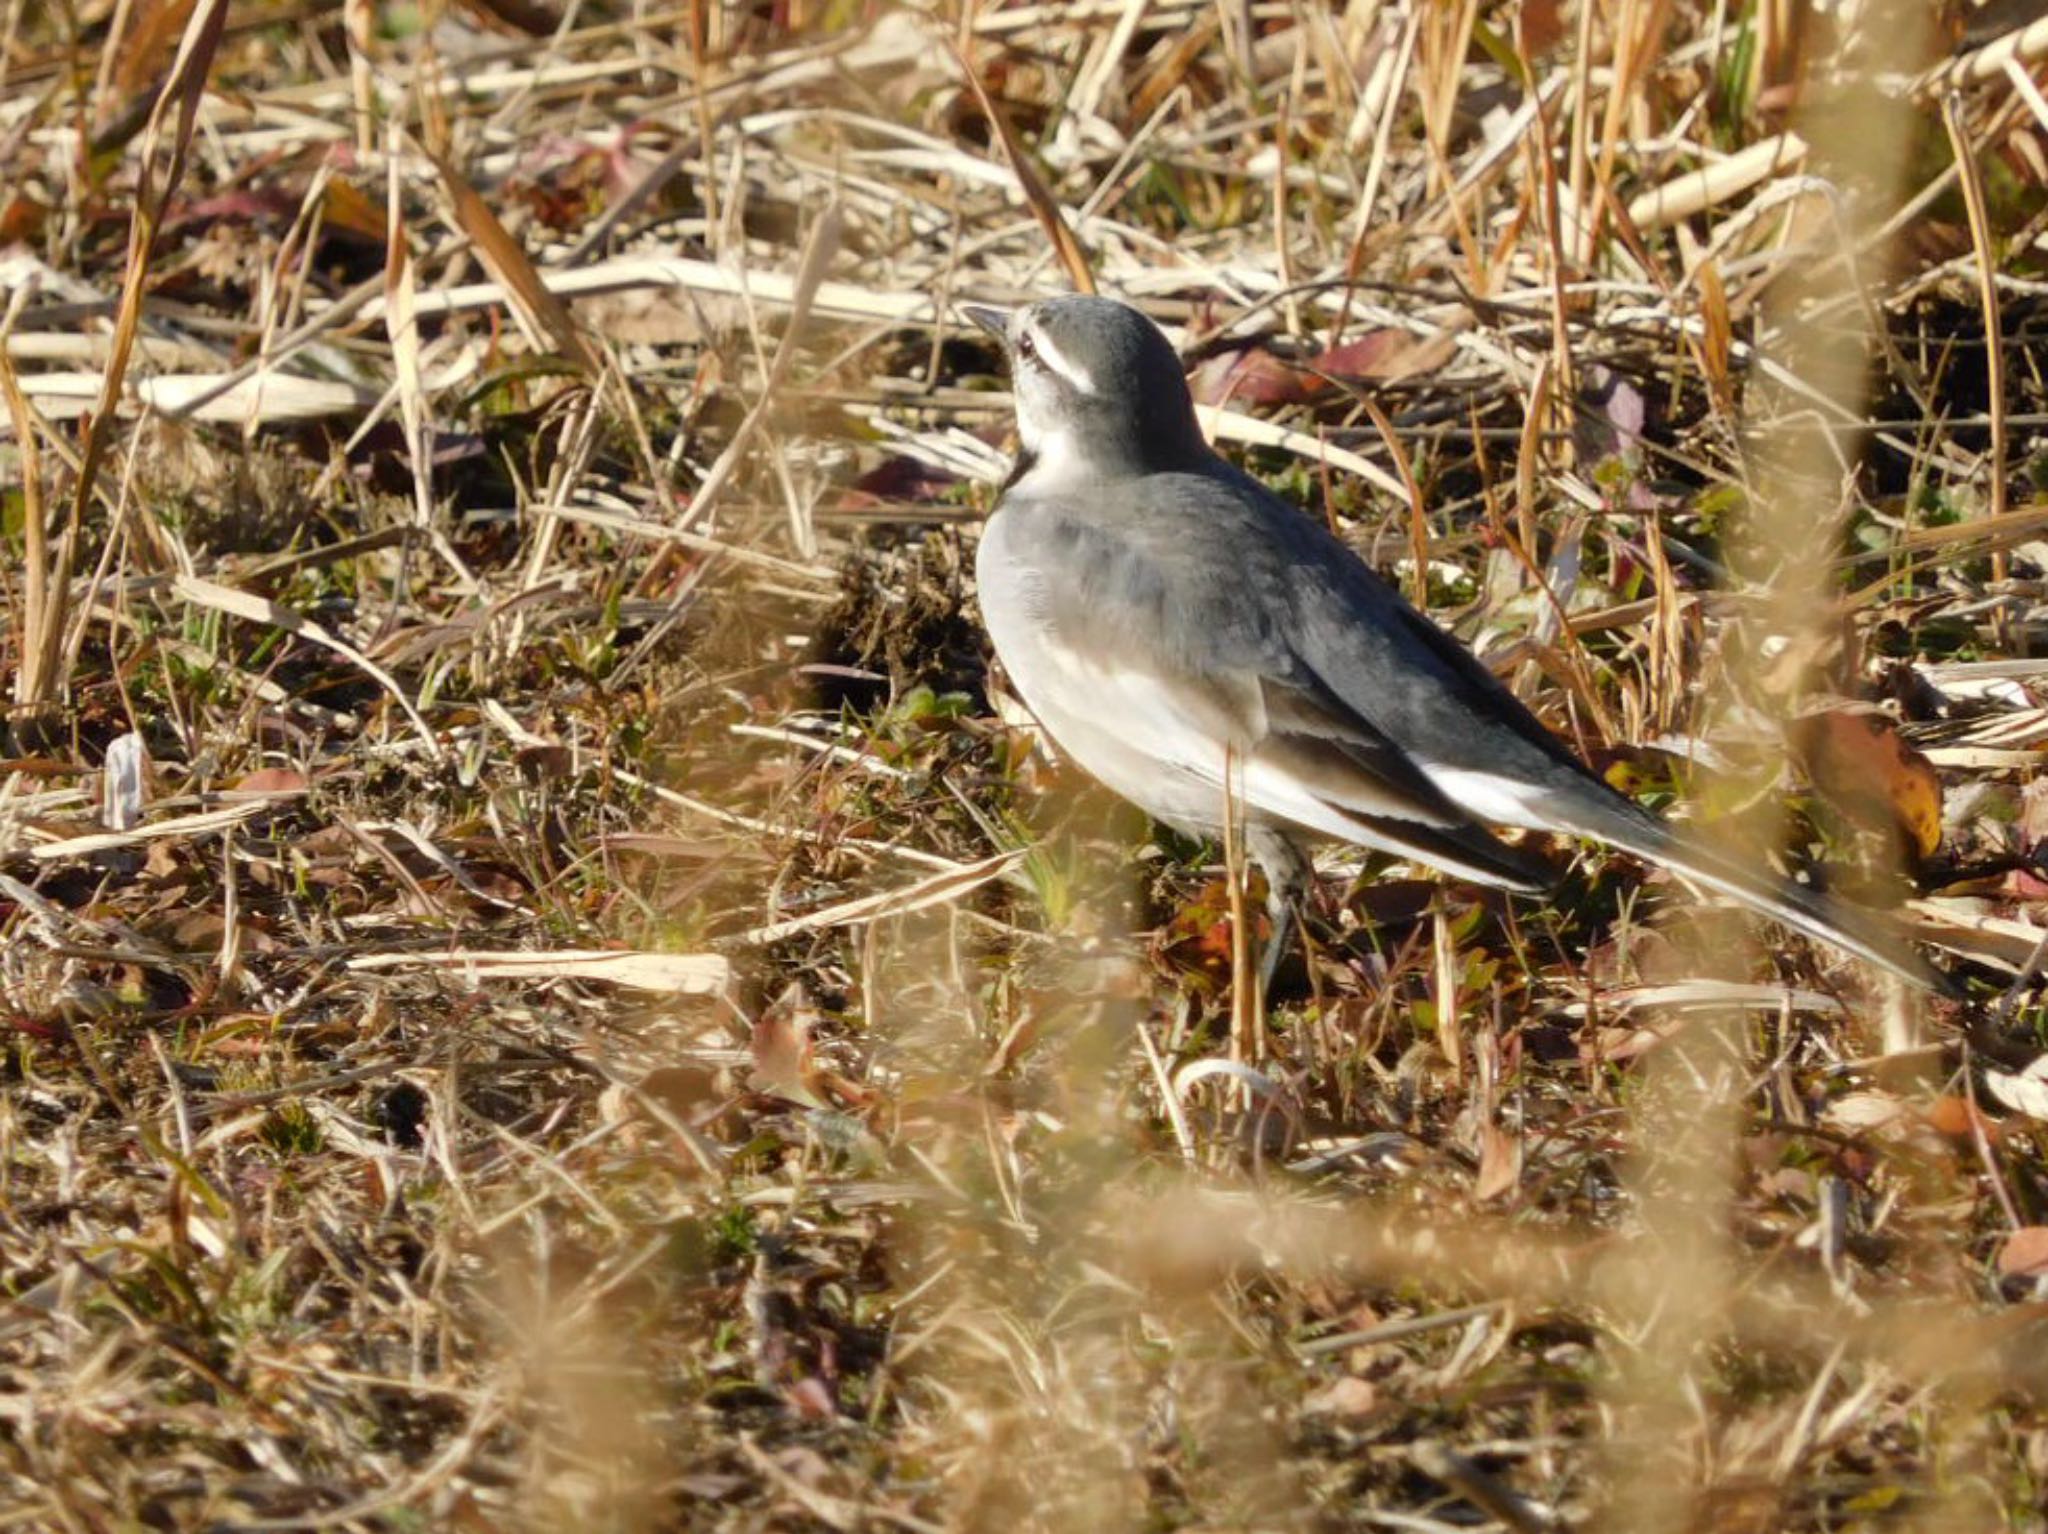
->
<box><xmin>1010</xmin><ymin>420</ymin><xmax>1089</xmax><ymax>495</ymax></box>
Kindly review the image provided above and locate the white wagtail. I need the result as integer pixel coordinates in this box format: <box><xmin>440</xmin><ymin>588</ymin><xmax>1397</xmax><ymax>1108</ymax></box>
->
<box><xmin>962</xmin><ymin>295</ymin><xmax>1956</xmax><ymax>997</ymax></box>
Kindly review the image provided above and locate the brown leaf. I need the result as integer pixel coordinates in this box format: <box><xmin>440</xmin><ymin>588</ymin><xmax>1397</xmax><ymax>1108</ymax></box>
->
<box><xmin>751</xmin><ymin>984</ymin><xmax>824</xmax><ymax>1106</ymax></box>
<box><xmin>1187</xmin><ymin>348</ymin><xmax>1321</xmax><ymax>408</ymax></box>
<box><xmin>430</xmin><ymin>152</ymin><xmax>596</xmax><ymax>371</ymax></box>
<box><xmin>1156</xmin><ymin>876</ymin><xmax>1261</xmax><ymax>989</ymax></box>
<box><xmin>1473</xmin><ymin>1122</ymin><xmax>1521</xmax><ymax>1201</ymax></box>
<box><xmin>0</xmin><ymin>194</ymin><xmax>47</xmax><ymax>244</ymax></box>
<box><xmin>232</xmin><ymin>767</ymin><xmax>310</xmax><ymax>794</ymax></box>
<box><xmin>456</xmin><ymin>0</ymin><xmax>562</xmax><ymax>36</ymax></box>
<box><xmin>1926</xmin><ymin>1093</ymin><xmax>2001</xmax><ymax>1144</ymax></box>
<box><xmin>164</xmin><ymin>911</ymin><xmax>280</xmax><ymax>955</ymax></box>
<box><xmin>1998</xmin><ymin>1227</ymin><xmax>2048</xmax><ymax>1278</ymax></box>
<box><xmin>320</xmin><ymin>175</ymin><xmax>387</xmax><ymax>245</ymax></box>
<box><xmin>1792</xmin><ymin>708</ymin><xmax>1944</xmax><ymax>862</ymax></box>
<box><xmin>1310</xmin><ymin>328</ymin><xmax>1457</xmax><ymax>385</ymax></box>
<box><xmin>1519</xmin><ymin>0</ymin><xmax>1566</xmax><ymax>55</ymax></box>
<box><xmin>1697</xmin><ymin>257</ymin><xmax>1733</xmax><ymax>397</ymax></box>
<box><xmin>953</xmin><ymin>46</ymin><xmax>1094</xmax><ymax>295</ymax></box>
<box><xmin>109</xmin><ymin>0</ymin><xmax>198</xmax><ymax>124</ymax></box>
<box><xmin>1130</xmin><ymin>11</ymin><xmax>1222</xmax><ymax>120</ymax></box>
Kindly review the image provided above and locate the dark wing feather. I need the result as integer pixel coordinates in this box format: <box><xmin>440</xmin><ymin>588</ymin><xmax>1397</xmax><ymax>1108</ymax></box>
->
<box><xmin>1007</xmin><ymin>463</ymin><xmax>1952</xmax><ymax>994</ymax></box>
<box><xmin>999</xmin><ymin>491</ymin><xmax>1549</xmax><ymax>878</ymax></box>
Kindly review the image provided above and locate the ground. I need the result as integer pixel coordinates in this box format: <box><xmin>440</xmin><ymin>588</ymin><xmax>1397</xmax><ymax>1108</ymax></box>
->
<box><xmin>6</xmin><ymin>2</ymin><xmax>2048</xmax><ymax>1530</ymax></box>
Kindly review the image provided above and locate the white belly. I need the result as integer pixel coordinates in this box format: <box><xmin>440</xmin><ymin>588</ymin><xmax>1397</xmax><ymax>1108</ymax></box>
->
<box><xmin>977</xmin><ymin>512</ymin><xmax>1235</xmax><ymax>836</ymax></box>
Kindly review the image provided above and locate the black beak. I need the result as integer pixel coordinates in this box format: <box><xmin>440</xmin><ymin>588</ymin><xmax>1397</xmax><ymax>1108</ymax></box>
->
<box><xmin>961</xmin><ymin>304</ymin><xmax>1009</xmax><ymax>342</ymax></box>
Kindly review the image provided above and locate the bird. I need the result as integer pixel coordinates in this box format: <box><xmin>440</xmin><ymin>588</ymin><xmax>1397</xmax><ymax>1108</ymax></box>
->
<box><xmin>961</xmin><ymin>294</ymin><xmax>1957</xmax><ymax>999</ymax></box>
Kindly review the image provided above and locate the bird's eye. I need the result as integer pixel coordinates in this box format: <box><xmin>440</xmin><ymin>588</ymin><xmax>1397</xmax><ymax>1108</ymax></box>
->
<box><xmin>1016</xmin><ymin>332</ymin><xmax>1039</xmax><ymax>364</ymax></box>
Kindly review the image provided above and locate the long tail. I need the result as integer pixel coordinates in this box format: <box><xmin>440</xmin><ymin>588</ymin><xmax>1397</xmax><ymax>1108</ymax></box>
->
<box><xmin>1558</xmin><ymin>803</ymin><xmax>1959</xmax><ymax>998</ymax></box>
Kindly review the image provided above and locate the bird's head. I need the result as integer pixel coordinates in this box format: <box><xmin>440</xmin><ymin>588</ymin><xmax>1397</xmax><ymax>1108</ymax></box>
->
<box><xmin>963</xmin><ymin>295</ymin><xmax>1208</xmax><ymax>485</ymax></box>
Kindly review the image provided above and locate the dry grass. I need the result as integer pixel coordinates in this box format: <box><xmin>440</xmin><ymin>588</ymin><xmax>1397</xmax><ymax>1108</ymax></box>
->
<box><xmin>8</xmin><ymin>0</ymin><xmax>2048</xmax><ymax>1529</ymax></box>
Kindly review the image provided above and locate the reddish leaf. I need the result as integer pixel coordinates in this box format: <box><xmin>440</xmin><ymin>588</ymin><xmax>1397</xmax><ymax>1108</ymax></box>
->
<box><xmin>843</xmin><ymin>456</ymin><xmax>961</xmax><ymax>507</ymax></box>
<box><xmin>166</xmin><ymin>189</ymin><xmax>297</xmax><ymax>230</ymax></box>
<box><xmin>0</xmin><ymin>195</ymin><xmax>48</xmax><ymax>244</ymax></box>
<box><xmin>1998</xmin><ymin>1227</ymin><xmax>2048</xmax><ymax>1278</ymax></box>
<box><xmin>1156</xmin><ymin>875</ymin><xmax>1264</xmax><ymax>988</ymax></box>
<box><xmin>1792</xmin><ymin>709</ymin><xmax>1944</xmax><ymax>862</ymax></box>
<box><xmin>1520</xmin><ymin>0</ymin><xmax>1566</xmax><ymax>55</ymax></box>
<box><xmin>1309</xmin><ymin>328</ymin><xmax>1456</xmax><ymax>385</ymax></box>
<box><xmin>1927</xmin><ymin>1093</ymin><xmax>2001</xmax><ymax>1145</ymax></box>
<box><xmin>232</xmin><ymin>767</ymin><xmax>310</xmax><ymax>793</ymax></box>
<box><xmin>1187</xmin><ymin>347</ymin><xmax>1320</xmax><ymax>408</ymax></box>
<box><xmin>783</xmin><ymin>1376</ymin><xmax>837</xmax><ymax>1421</ymax></box>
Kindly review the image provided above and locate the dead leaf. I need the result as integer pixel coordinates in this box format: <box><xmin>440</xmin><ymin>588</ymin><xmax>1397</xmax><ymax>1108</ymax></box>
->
<box><xmin>1824</xmin><ymin>1090</ymin><xmax>1912</xmax><ymax>1136</ymax></box>
<box><xmin>1792</xmin><ymin>708</ymin><xmax>1944</xmax><ymax>862</ymax></box>
<box><xmin>1999</xmin><ymin>1227</ymin><xmax>2048</xmax><ymax>1278</ymax></box>
<box><xmin>577</xmin><ymin>289</ymin><xmax>707</xmax><ymax>347</ymax></box>
<box><xmin>33</xmin><ymin>799</ymin><xmax>283</xmax><ymax>861</ymax></box>
<box><xmin>457</xmin><ymin>0</ymin><xmax>563</xmax><ymax>36</ymax></box>
<box><xmin>348</xmin><ymin>949</ymin><xmax>730</xmax><ymax>993</ymax></box>
<box><xmin>233</xmin><ymin>767</ymin><xmax>311</xmax><ymax>794</ymax></box>
<box><xmin>0</xmin><ymin>194</ymin><xmax>47</xmax><ymax>244</ymax></box>
<box><xmin>101</xmin><ymin>732</ymin><xmax>148</xmax><ymax>830</ymax></box>
<box><xmin>784</xmin><ymin>1376</ymin><xmax>838</xmax><ymax>1421</ymax></box>
<box><xmin>1696</xmin><ymin>257</ymin><xmax>1734</xmax><ymax>412</ymax></box>
<box><xmin>1302</xmin><ymin>1376</ymin><xmax>1379</xmax><ymax>1418</ymax></box>
<box><xmin>319</xmin><ymin>174</ymin><xmax>386</xmax><ymax>245</ymax></box>
<box><xmin>109</xmin><ymin>0</ymin><xmax>198</xmax><ymax>127</ymax></box>
<box><xmin>1519</xmin><ymin>0</ymin><xmax>1566</xmax><ymax>55</ymax></box>
<box><xmin>430</xmin><ymin>152</ymin><xmax>596</xmax><ymax>371</ymax></box>
<box><xmin>1473</xmin><ymin>1122</ymin><xmax>1521</xmax><ymax>1201</ymax></box>
<box><xmin>164</xmin><ymin>911</ymin><xmax>279</xmax><ymax>955</ymax></box>
<box><xmin>1157</xmin><ymin>875</ymin><xmax>1262</xmax><ymax>990</ymax></box>
<box><xmin>1188</xmin><ymin>347</ymin><xmax>1320</xmax><ymax>408</ymax></box>
<box><xmin>1578</xmin><ymin>369</ymin><xmax>1646</xmax><ymax>462</ymax></box>
<box><xmin>953</xmin><ymin>44</ymin><xmax>1094</xmax><ymax>294</ymax></box>
<box><xmin>1309</xmin><ymin>328</ymin><xmax>1457</xmax><ymax>385</ymax></box>
<box><xmin>751</xmin><ymin>984</ymin><xmax>825</xmax><ymax>1107</ymax></box>
<box><xmin>1927</xmin><ymin>1093</ymin><xmax>2002</xmax><ymax>1144</ymax></box>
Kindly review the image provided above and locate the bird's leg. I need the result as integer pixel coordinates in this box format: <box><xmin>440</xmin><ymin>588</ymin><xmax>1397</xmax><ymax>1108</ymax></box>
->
<box><xmin>1248</xmin><ymin>828</ymin><xmax>1313</xmax><ymax>994</ymax></box>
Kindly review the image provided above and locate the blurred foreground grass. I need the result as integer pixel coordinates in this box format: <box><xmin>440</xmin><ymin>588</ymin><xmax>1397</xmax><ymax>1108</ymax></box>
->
<box><xmin>8</xmin><ymin>1</ymin><xmax>2048</xmax><ymax>1529</ymax></box>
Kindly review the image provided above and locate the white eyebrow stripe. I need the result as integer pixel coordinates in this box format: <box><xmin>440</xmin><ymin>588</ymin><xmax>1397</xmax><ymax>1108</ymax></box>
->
<box><xmin>1028</xmin><ymin>324</ymin><xmax>1100</xmax><ymax>396</ymax></box>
